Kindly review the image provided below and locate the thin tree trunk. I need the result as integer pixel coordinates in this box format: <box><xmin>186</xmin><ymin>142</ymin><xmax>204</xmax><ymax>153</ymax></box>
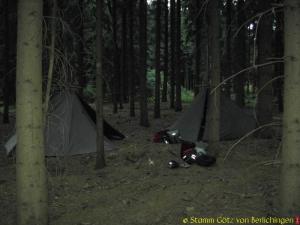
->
<box><xmin>95</xmin><ymin>0</ymin><xmax>105</xmax><ymax>169</ymax></box>
<box><xmin>120</xmin><ymin>1</ymin><xmax>128</xmax><ymax>109</ymax></box>
<box><xmin>234</xmin><ymin>0</ymin><xmax>246</xmax><ymax>107</ymax></box>
<box><xmin>78</xmin><ymin>0</ymin><xmax>86</xmax><ymax>96</ymax></box>
<box><xmin>274</xmin><ymin>9</ymin><xmax>284</xmax><ymax>113</ymax></box>
<box><xmin>122</xmin><ymin>1</ymin><xmax>129</xmax><ymax>104</ymax></box>
<box><xmin>175</xmin><ymin>0</ymin><xmax>182</xmax><ymax>112</ymax></box>
<box><xmin>16</xmin><ymin>0</ymin><xmax>48</xmax><ymax>224</ymax></box>
<box><xmin>3</xmin><ymin>0</ymin><xmax>10</xmax><ymax>123</ymax></box>
<box><xmin>112</xmin><ymin>0</ymin><xmax>118</xmax><ymax>113</ymax></box>
<box><xmin>207</xmin><ymin>0</ymin><xmax>220</xmax><ymax>143</ymax></box>
<box><xmin>224</xmin><ymin>0</ymin><xmax>232</xmax><ymax>97</ymax></box>
<box><xmin>139</xmin><ymin>0</ymin><xmax>149</xmax><ymax>127</ymax></box>
<box><xmin>154</xmin><ymin>0</ymin><xmax>162</xmax><ymax>118</ymax></box>
<box><xmin>162</xmin><ymin>0</ymin><xmax>168</xmax><ymax>102</ymax></box>
<box><xmin>280</xmin><ymin>0</ymin><xmax>300</xmax><ymax>215</ymax></box>
<box><xmin>169</xmin><ymin>0</ymin><xmax>175</xmax><ymax>108</ymax></box>
<box><xmin>256</xmin><ymin>0</ymin><xmax>273</xmax><ymax>136</ymax></box>
<box><xmin>194</xmin><ymin>0</ymin><xmax>201</xmax><ymax>96</ymax></box>
<box><xmin>128</xmin><ymin>0</ymin><xmax>136</xmax><ymax>117</ymax></box>
<box><xmin>44</xmin><ymin>0</ymin><xmax>57</xmax><ymax>123</ymax></box>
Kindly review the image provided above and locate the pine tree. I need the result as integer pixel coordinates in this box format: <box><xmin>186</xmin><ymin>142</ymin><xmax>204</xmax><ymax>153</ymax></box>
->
<box><xmin>174</xmin><ymin>0</ymin><xmax>182</xmax><ymax>111</ymax></box>
<box><xmin>16</xmin><ymin>0</ymin><xmax>48</xmax><ymax>224</ymax></box>
<box><xmin>95</xmin><ymin>0</ymin><xmax>106</xmax><ymax>169</ymax></box>
<box><xmin>193</xmin><ymin>0</ymin><xmax>201</xmax><ymax>95</ymax></box>
<box><xmin>207</xmin><ymin>0</ymin><xmax>220</xmax><ymax>143</ymax></box>
<box><xmin>112</xmin><ymin>0</ymin><xmax>119</xmax><ymax>113</ymax></box>
<box><xmin>225</xmin><ymin>0</ymin><xmax>232</xmax><ymax>96</ymax></box>
<box><xmin>139</xmin><ymin>0</ymin><xmax>149</xmax><ymax>127</ymax></box>
<box><xmin>161</xmin><ymin>0</ymin><xmax>168</xmax><ymax>102</ymax></box>
<box><xmin>169</xmin><ymin>0</ymin><xmax>175</xmax><ymax>108</ymax></box>
<box><xmin>2</xmin><ymin>0</ymin><xmax>10</xmax><ymax>123</ymax></box>
<box><xmin>128</xmin><ymin>0</ymin><xmax>136</xmax><ymax>117</ymax></box>
<box><xmin>154</xmin><ymin>0</ymin><xmax>162</xmax><ymax>118</ymax></box>
<box><xmin>280</xmin><ymin>0</ymin><xmax>300</xmax><ymax>215</ymax></box>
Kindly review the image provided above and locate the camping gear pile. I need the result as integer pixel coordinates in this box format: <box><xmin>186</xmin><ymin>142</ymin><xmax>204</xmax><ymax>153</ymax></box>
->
<box><xmin>154</xmin><ymin>129</ymin><xmax>216</xmax><ymax>167</ymax></box>
<box><xmin>153</xmin><ymin>88</ymin><xmax>257</xmax><ymax>167</ymax></box>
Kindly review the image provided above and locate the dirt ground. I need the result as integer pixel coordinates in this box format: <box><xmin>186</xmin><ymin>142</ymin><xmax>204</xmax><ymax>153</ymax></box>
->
<box><xmin>0</xmin><ymin>102</ymin><xmax>282</xmax><ymax>225</ymax></box>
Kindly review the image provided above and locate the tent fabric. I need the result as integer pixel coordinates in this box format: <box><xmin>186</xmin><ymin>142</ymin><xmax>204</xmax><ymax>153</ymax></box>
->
<box><xmin>169</xmin><ymin>88</ymin><xmax>256</xmax><ymax>143</ymax></box>
<box><xmin>77</xmin><ymin>96</ymin><xmax>125</xmax><ymax>140</ymax></box>
<box><xmin>5</xmin><ymin>91</ymin><xmax>124</xmax><ymax>156</ymax></box>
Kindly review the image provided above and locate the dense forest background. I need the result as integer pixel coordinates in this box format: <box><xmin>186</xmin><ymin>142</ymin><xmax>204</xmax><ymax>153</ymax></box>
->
<box><xmin>0</xmin><ymin>0</ymin><xmax>300</xmax><ymax>225</ymax></box>
<box><xmin>0</xmin><ymin>0</ymin><xmax>285</xmax><ymax>124</ymax></box>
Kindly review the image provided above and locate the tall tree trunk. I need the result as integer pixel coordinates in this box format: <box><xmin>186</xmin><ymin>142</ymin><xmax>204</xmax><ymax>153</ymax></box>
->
<box><xmin>234</xmin><ymin>0</ymin><xmax>246</xmax><ymax>107</ymax></box>
<box><xmin>169</xmin><ymin>0</ymin><xmax>175</xmax><ymax>108</ymax></box>
<box><xmin>194</xmin><ymin>0</ymin><xmax>201</xmax><ymax>96</ymax></box>
<box><xmin>207</xmin><ymin>0</ymin><xmax>220</xmax><ymax>143</ymax></box>
<box><xmin>78</xmin><ymin>0</ymin><xmax>86</xmax><ymax>96</ymax></box>
<box><xmin>112</xmin><ymin>0</ymin><xmax>118</xmax><ymax>113</ymax></box>
<box><xmin>120</xmin><ymin>1</ymin><xmax>128</xmax><ymax>109</ymax></box>
<box><xmin>16</xmin><ymin>0</ymin><xmax>48</xmax><ymax>224</ymax></box>
<box><xmin>3</xmin><ymin>0</ymin><xmax>10</xmax><ymax>123</ymax></box>
<box><xmin>128</xmin><ymin>0</ymin><xmax>136</xmax><ymax>117</ymax></box>
<box><xmin>161</xmin><ymin>0</ymin><xmax>168</xmax><ymax>102</ymax></box>
<box><xmin>139</xmin><ymin>0</ymin><xmax>149</xmax><ymax>127</ymax></box>
<box><xmin>280</xmin><ymin>0</ymin><xmax>300</xmax><ymax>215</ymax></box>
<box><xmin>225</xmin><ymin>0</ymin><xmax>232</xmax><ymax>96</ymax></box>
<box><xmin>122</xmin><ymin>1</ymin><xmax>129</xmax><ymax>104</ymax></box>
<box><xmin>95</xmin><ymin>0</ymin><xmax>105</xmax><ymax>169</ymax></box>
<box><xmin>154</xmin><ymin>0</ymin><xmax>162</xmax><ymax>118</ymax></box>
<box><xmin>274</xmin><ymin>9</ymin><xmax>284</xmax><ymax>113</ymax></box>
<box><xmin>175</xmin><ymin>0</ymin><xmax>182</xmax><ymax>111</ymax></box>
<box><xmin>256</xmin><ymin>0</ymin><xmax>273</xmax><ymax>135</ymax></box>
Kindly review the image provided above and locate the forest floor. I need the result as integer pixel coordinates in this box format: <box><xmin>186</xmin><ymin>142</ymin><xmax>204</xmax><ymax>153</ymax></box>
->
<box><xmin>0</xmin><ymin>102</ymin><xmax>282</xmax><ymax>225</ymax></box>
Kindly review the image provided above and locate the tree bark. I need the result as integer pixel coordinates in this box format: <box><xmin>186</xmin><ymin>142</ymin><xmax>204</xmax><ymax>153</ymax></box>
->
<box><xmin>193</xmin><ymin>0</ymin><xmax>201</xmax><ymax>96</ymax></box>
<box><xmin>175</xmin><ymin>0</ymin><xmax>182</xmax><ymax>112</ymax></box>
<box><xmin>16</xmin><ymin>0</ymin><xmax>48</xmax><ymax>224</ymax></box>
<box><xmin>224</xmin><ymin>0</ymin><xmax>232</xmax><ymax>97</ymax></box>
<box><xmin>112</xmin><ymin>0</ymin><xmax>119</xmax><ymax>113</ymax></box>
<box><xmin>77</xmin><ymin>0</ymin><xmax>86</xmax><ymax>96</ymax></box>
<box><xmin>154</xmin><ymin>0</ymin><xmax>162</xmax><ymax>118</ymax></box>
<box><xmin>95</xmin><ymin>0</ymin><xmax>106</xmax><ymax>169</ymax></box>
<box><xmin>274</xmin><ymin>9</ymin><xmax>284</xmax><ymax>113</ymax></box>
<box><xmin>161</xmin><ymin>0</ymin><xmax>168</xmax><ymax>102</ymax></box>
<box><xmin>3</xmin><ymin>0</ymin><xmax>10</xmax><ymax>123</ymax></box>
<box><xmin>128</xmin><ymin>0</ymin><xmax>136</xmax><ymax>117</ymax></box>
<box><xmin>120</xmin><ymin>0</ymin><xmax>128</xmax><ymax>109</ymax></box>
<box><xmin>139</xmin><ymin>0</ymin><xmax>149</xmax><ymax>127</ymax></box>
<box><xmin>207</xmin><ymin>0</ymin><xmax>220</xmax><ymax>143</ymax></box>
<box><xmin>169</xmin><ymin>0</ymin><xmax>175</xmax><ymax>108</ymax></box>
<box><xmin>280</xmin><ymin>0</ymin><xmax>300</xmax><ymax>215</ymax></box>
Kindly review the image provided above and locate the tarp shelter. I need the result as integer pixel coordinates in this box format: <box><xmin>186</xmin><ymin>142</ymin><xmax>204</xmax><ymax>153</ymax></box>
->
<box><xmin>4</xmin><ymin>91</ymin><xmax>125</xmax><ymax>156</ymax></box>
<box><xmin>168</xmin><ymin>88</ymin><xmax>256</xmax><ymax>143</ymax></box>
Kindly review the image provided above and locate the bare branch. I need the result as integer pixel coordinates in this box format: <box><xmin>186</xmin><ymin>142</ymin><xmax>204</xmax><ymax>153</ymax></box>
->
<box><xmin>223</xmin><ymin>122</ymin><xmax>282</xmax><ymax>161</ymax></box>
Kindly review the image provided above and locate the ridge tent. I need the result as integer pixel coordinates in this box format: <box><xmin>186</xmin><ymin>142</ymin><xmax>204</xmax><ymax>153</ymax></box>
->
<box><xmin>4</xmin><ymin>91</ymin><xmax>125</xmax><ymax>156</ymax></box>
<box><xmin>168</xmin><ymin>88</ymin><xmax>256</xmax><ymax>143</ymax></box>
